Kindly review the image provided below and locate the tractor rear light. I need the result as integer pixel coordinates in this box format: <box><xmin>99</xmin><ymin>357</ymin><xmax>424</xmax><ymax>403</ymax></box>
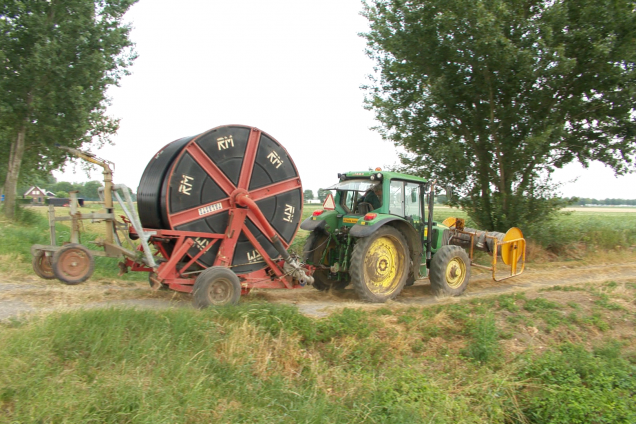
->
<box><xmin>364</xmin><ymin>213</ymin><xmax>377</xmax><ymax>221</ymax></box>
<box><xmin>313</xmin><ymin>210</ymin><xmax>324</xmax><ymax>216</ymax></box>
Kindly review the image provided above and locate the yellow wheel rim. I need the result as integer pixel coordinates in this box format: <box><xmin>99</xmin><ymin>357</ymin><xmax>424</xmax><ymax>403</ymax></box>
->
<box><xmin>363</xmin><ymin>236</ymin><xmax>404</xmax><ymax>295</ymax></box>
<box><xmin>445</xmin><ymin>257</ymin><xmax>466</xmax><ymax>288</ymax></box>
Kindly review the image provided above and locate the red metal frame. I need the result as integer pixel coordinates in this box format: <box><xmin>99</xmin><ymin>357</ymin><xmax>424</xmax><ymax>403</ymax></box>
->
<box><xmin>125</xmin><ymin>125</ymin><xmax>311</xmax><ymax>297</ymax></box>
<box><xmin>127</xmin><ymin>200</ymin><xmax>314</xmax><ymax>295</ymax></box>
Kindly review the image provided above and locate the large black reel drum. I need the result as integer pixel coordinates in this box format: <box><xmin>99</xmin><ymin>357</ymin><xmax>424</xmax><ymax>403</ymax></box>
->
<box><xmin>137</xmin><ymin>125</ymin><xmax>303</xmax><ymax>274</ymax></box>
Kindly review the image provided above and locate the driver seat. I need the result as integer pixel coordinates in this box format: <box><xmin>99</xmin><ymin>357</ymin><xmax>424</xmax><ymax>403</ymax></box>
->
<box><xmin>356</xmin><ymin>202</ymin><xmax>373</xmax><ymax>215</ymax></box>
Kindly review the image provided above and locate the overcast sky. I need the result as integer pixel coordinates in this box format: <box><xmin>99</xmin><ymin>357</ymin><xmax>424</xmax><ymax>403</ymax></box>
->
<box><xmin>55</xmin><ymin>0</ymin><xmax>636</xmax><ymax>200</ymax></box>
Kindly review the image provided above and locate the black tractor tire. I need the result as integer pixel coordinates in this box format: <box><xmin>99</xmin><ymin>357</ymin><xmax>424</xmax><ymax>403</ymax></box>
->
<box><xmin>302</xmin><ymin>232</ymin><xmax>348</xmax><ymax>291</ymax></box>
<box><xmin>192</xmin><ymin>267</ymin><xmax>241</xmax><ymax>308</ymax></box>
<box><xmin>349</xmin><ymin>226</ymin><xmax>410</xmax><ymax>303</ymax></box>
<box><xmin>32</xmin><ymin>250</ymin><xmax>55</xmax><ymax>280</ymax></box>
<box><xmin>52</xmin><ymin>244</ymin><xmax>95</xmax><ymax>285</ymax></box>
<box><xmin>429</xmin><ymin>245</ymin><xmax>471</xmax><ymax>296</ymax></box>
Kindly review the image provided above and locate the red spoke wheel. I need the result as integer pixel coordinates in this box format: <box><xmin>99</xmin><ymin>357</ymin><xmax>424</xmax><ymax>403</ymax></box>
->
<box><xmin>52</xmin><ymin>244</ymin><xmax>95</xmax><ymax>285</ymax></box>
<box><xmin>192</xmin><ymin>267</ymin><xmax>241</xmax><ymax>308</ymax></box>
<box><xmin>138</xmin><ymin>125</ymin><xmax>303</xmax><ymax>274</ymax></box>
<box><xmin>32</xmin><ymin>250</ymin><xmax>55</xmax><ymax>280</ymax></box>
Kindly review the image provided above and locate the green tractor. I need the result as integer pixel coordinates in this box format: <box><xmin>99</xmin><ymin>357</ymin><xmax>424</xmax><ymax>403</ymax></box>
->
<box><xmin>300</xmin><ymin>170</ymin><xmax>525</xmax><ymax>303</ymax></box>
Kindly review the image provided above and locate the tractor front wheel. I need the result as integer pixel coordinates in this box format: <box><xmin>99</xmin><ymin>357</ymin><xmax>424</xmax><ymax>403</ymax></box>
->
<box><xmin>303</xmin><ymin>232</ymin><xmax>348</xmax><ymax>291</ymax></box>
<box><xmin>192</xmin><ymin>267</ymin><xmax>241</xmax><ymax>308</ymax></box>
<box><xmin>350</xmin><ymin>226</ymin><xmax>410</xmax><ymax>303</ymax></box>
<box><xmin>429</xmin><ymin>245</ymin><xmax>471</xmax><ymax>296</ymax></box>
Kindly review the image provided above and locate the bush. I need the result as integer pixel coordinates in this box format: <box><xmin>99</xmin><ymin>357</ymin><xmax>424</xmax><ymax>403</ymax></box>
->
<box><xmin>461</xmin><ymin>313</ymin><xmax>500</xmax><ymax>364</ymax></box>
<box><xmin>518</xmin><ymin>342</ymin><xmax>636</xmax><ymax>423</ymax></box>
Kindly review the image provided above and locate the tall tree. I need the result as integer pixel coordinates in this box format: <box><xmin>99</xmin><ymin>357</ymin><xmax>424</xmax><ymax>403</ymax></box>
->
<box><xmin>362</xmin><ymin>0</ymin><xmax>636</xmax><ymax>231</ymax></box>
<box><xmin>0</xmin><ymin>0</ymin><xmax>137</xmax><ymax>218</ymax></box>
<box><xmin>303</xmin><ymin>189</ymin><xmax>314</xmax><ymax>201</ymax></box>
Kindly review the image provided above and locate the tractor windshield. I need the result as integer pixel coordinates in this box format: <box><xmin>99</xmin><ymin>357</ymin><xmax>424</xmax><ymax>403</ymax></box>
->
<box><xmin>326</xmin><ymin>179</ymin><xmax>380</xmax><ymax>192</ymax></box>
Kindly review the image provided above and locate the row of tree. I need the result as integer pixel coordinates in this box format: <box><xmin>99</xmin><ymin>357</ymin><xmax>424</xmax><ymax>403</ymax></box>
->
<box><xmin>303</xmin><ymin>189</ymin><xmax>331</xmax><ymax>202</ymax></box>
<box><xmin>18</xmin><ymin>176</ymin><xmax>105</xmax><ymax>201</ymax></box>
<box><xmin>566</xmin><ymin>198</ymin><xmax>636</xmax><ymax>206</ymax></box>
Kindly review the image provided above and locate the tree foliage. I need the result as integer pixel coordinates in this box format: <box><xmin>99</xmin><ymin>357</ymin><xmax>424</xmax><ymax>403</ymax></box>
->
<box><xmin>317</xmin><ymin>189</ymin><xmax>331</xmax><ymax>202</ymax></box>
<box><xmin>362</xmin><ymin>0</ymin><xmax>636</xmax><ymax>231</ymax></box>
<box><xmin>303</xmin><ymin>189</ymin><xmax>315</xmax><ymax>200</ymax></box>
<box><xmin>0</xmin><ymin>0</ymin><xmax>137</xmax><ymax>218</ymax></box>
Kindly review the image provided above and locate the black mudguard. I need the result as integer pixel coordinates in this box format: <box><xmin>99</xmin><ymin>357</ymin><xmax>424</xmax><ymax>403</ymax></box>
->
<box><xmin>300</xmin><ymin>217</ymin><xmax>327</xmax><ymax>232</ymax></box>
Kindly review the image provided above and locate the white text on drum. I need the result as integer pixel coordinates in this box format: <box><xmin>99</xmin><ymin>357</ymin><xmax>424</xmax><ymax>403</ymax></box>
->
<box><xmin>179</xmin><ymin>175</ymin><xmax>194</xmax><ymax>195</ymax></box>
<box><xmin>198</xmin><ymin>202</ymin><xmax>222</xmax><ymax>216</ymax></box>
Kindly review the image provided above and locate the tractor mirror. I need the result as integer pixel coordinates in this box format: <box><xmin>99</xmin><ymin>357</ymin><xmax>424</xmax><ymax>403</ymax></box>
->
<box><xmin>445</xmin><ymin>184</ymin><xmax>453</xmax><ymax>200</ymax></box>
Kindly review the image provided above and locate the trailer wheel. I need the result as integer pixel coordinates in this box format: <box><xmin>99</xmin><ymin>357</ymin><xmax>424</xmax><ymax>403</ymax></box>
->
<box><xmin>193</xmin><ymin>267</ymin><xmax>241</xmax><ymax>308</ymax></box>
<box><xmin>429</xmin><ymin>245</ymin><xmax>471</xmax><ymax>296</ymax></box>
<box><xmin>350</xmin><ymin>226</ymin><xmax>410</xmax><ymax>303</ymax></box>
<box><xmin>302</xmin><ymin>233</ymin><xmax>348</xmax><ymax>291</ymax></box>
<box><xmin>52</xmin><ymin>244</ymin><xmax>95</xmax><ymax>285</ymax></box>
<box><xmin>32</xmin><ymin>251</ymin><xmax>55</xmax><ymax>280</ymax></box>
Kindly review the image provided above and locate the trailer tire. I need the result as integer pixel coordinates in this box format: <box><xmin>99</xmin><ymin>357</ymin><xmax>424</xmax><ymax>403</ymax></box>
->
<box><xmin>52</xmin><ymin>244</ymin><xmax>95</xmax><ymax>285</ymax></box>
<box><xmin>429</xmin><ymin>245</ymin><xmax>470</xmax><ymax>296</ymax></box>
<box><xmin>302</xmin><ymin>232</ymin><xmax>348</xmax><ymax>291</ymax></box>
<box><xmin>193</xmin><ymin>267</ymin><xmax>241</xmax><ymax>308</ymax></box>
<box><xmin>32</xmin><ymin>250</ymin><xmax>55</xmax><ymax>280</ymax></box>
<box><xmin>350</xmin><ymin>226</ymin><xmax>410</xmax><ymax>303</ymax></box>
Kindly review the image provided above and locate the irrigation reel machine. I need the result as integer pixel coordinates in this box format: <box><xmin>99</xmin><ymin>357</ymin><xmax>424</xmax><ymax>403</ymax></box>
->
<box><xmin>30</xmin><ymin>124</ymin><xmax>526</xmax><ymax>306</ymax></box>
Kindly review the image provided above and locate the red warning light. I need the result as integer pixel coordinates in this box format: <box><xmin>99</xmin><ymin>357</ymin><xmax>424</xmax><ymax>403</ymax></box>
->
<box><xmin>364</xmin><ymin>213</ymin><xmax>377</xmax><ymax>221</ymax></box>
<box><xmin>312</xmin><ymin>210</ymin><xmax>324</xmax><ymax>216</ymax></box>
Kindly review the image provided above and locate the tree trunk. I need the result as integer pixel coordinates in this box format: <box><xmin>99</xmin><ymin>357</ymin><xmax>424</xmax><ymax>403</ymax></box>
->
<box><xmin>3</xmin><ymin>125</ymin><xmax>27</xmax><ymax>220</ymax></box>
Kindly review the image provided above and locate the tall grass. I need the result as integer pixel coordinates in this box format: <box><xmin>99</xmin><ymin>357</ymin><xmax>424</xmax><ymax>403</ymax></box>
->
<box><xmin>1</xmin><ymin>281</ymin><xmax>635</xmax><ymax>423</ymax></box>
<box><xmin>432</xmin><ymin>207</ymin><xmax>636</xmax><ymax>254</ymax></box>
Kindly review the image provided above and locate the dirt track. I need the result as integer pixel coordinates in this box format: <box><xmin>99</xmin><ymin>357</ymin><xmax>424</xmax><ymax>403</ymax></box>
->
<box><xmin>1</xmin><ymin>260</ymin><xmax>635</xmax><ymax>320</ymax></box>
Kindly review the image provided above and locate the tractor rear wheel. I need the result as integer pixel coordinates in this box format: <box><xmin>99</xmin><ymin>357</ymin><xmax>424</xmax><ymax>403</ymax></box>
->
<box><xmin>52</xmin><ymin>244</ymin><xmax>95</xmax><ymax>285</ymax></box>
<box><xmin>32</xmin><ymin>251</ymin><xmax>55</xmax><ymax>280</ymax></box>
<box><xmin>192</xmin><ymin>267</ymin><xmax>241</xmax><ymax>308</ymax></box>
<box><xmin>429</xmin><ymin>245</ymin><xmax>471</xmax><ymax>296</ymax></box>
<box><xmin>302</xmin><ymin>232</ymin><xmax>348</xmax><ymax>291</ymax></box>
<box><xmin>350</xmin><ymin>226</ymin><xmax>410</xmax><ymax>303</ymax></box>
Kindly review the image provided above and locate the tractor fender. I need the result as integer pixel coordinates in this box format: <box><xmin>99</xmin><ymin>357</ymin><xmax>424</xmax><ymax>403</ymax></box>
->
<box><xmin>300</xmin><ymin>217</ymin><xmax>328</xmax><ymax>232</ymax></box>
<box><xmin>350</xmin><ymin>218</ymin><xmax>423</xmax><ymax>279</ymax></box>
<box><xmin>349</xmin><ymin>217</ymin><xmax>397</xmax><ymax>238</ymax></box>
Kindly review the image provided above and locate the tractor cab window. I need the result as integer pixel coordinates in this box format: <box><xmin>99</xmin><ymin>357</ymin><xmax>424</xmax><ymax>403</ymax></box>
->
<box><xmin>405</xmin><ymin>183</ymin><xmax>423</xmax><ymax>229</ymax></box>
<box><xmin>326</xmin><ymin>179</ymin><xmax>380</xmax><ymax>214</ymax></box>
<box><xmin>389</xmin><ymin>181</ymin><xmax>404</xmax><ymax>216</ymax></box>
<box><xmin>389</xmin><ymin>181</ymin><xmax>424</xmax><ymax>228</ymax></box>
<box><xmin>341</xmin><ymin>190</ymin><xmax>358</xmax><ymax>213</ymax></box>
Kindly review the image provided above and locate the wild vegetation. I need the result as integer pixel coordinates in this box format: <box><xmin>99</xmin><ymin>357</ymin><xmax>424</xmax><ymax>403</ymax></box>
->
<box><xmin>1</xmin><ymin>281</ymin><xmax>635</xmax><ymax>423</ymax></box>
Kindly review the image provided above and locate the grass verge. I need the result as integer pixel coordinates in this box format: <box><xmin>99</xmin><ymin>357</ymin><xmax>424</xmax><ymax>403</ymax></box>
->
<box><xmin>1</xmin><ymin>281</ymin><xmax>635</xmax><ymax>423</ymax></box>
